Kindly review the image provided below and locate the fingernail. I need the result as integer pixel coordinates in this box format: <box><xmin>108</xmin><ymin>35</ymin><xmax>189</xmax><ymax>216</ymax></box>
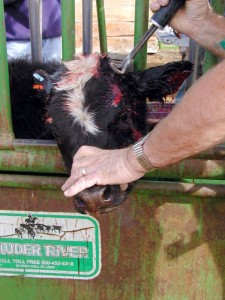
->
<box><xmin>64</xmin><ymin>190</ymin><xmax>69</xmax><ymax>197</ymax></box>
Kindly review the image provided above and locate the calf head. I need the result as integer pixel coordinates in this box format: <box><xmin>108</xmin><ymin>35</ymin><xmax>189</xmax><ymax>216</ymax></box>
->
<box><xmin>9</xmin><ymin>55</ymin><xmax>192</xmax><ymax>214</ymax></box>
<box><xmin>46</xmin><ymin>54</ymin><xmax>192</xmax><ymax>214</ymax></box>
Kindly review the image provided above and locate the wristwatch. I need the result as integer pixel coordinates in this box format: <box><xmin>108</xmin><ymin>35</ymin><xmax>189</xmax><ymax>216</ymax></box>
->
<box><xmin>133</xmin><ymin>134</ymin><xmax>156</xmax><ymax>171</ymax></box>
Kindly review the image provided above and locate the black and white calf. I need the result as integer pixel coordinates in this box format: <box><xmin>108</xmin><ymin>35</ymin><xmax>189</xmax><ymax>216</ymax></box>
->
<box><xmin>8</xmin><ymin>54</ymin><xmax>192</xmax><ymax>213</ymax></box>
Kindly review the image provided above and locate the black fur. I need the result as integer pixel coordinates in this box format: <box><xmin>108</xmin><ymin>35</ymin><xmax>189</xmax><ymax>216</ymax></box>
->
<box><xmin>8</xmin><ymin>58</ymin><xmax>65</xmax><ymax>139</ymax></box>
<box><xmin>8</xmin><ymin>55</ymin><xmax>193</xmax><ymax>213</ymax></box>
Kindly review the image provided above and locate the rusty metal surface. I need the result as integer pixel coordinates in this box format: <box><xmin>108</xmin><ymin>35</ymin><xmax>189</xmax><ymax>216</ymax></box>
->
<box><xmin>1</xmin><ymin>146</ymin><xmax>225</xmax><ymax>179</ymax></box>
<box><xmin>0</xmin><ymin>185</ymin><xmax>225</xmax><ymax>299</ymax></box>
<box><xmin>0</xmin><ymin>150</ymin><xmax>65</xmax><ymax>173</ymax></box>
<box><xmin>134</xmin><ymin>180</ymin><xmax>225</xmax><ymax>198</ymax></box>
<box><xmin>0</xmin><ymin>174</ymin><xmax>225</xmax><ymax>199</ymax></box>
<box><xmin>0</xmin><ymin>174</ymin><xmax>66</xmax><ymax>189</ymax></box>
<box><xmin>197</xmin><ymin>143</ymin><xmax>225</xmax><ymax>159</ymax></box>
<box><xmin>146</xmin><ymin>158</ymin><xmax>225</xmax><ymax>179</ymax></box>
<box><xmin>0</xmin><ymin>0</ymin><xmax>15</xmax><ymax>149</ymax></box>
<box><xmin>0</xmin><ymin>139</ymin><xmax>65</xmax><ymax>173</ymax></box>
<box><xmin>0</xmin><ymin>135</ymin><xmax>225</xmax><ymax>176</ymax></box>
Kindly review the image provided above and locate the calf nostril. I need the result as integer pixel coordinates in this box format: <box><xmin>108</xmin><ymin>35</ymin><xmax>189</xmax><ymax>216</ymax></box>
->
<box><xmin>103</xmin><ymin>186</ymin><xmax>112</xmax><ymax>201</ymax></box>
<box><xmin>74</xmin><ymin>197</ymin><xmax>86</xmax><ymax>211</ymax></box>
<box><xmin>76</xmin><ymin>199</ymin><xmax>85</xmax><ymax>207</ymax></box>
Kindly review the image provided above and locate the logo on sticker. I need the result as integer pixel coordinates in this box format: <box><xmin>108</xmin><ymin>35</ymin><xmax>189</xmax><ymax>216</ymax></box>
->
<box><xmin>0</xmin><ymin>211</ymin><xmax>101</xmax><ymax>280</ymax></box>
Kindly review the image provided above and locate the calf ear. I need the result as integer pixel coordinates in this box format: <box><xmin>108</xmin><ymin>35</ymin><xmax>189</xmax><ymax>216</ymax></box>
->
<box><xmin>33</xmin><ymin>69</ymin><xmax>53</xmax><ymax>99</ymax></box>
<box><xmin>130</xmin><ymin>61</ymin><xmax>193</xmax><ymax>101</ymax></box>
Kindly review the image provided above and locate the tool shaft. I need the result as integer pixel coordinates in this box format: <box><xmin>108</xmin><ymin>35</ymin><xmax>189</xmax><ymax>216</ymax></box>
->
<box><xmin>111</xmin><ymin>25</ymin><xmax>157</xmax><ymax>74</ymax></box>
<box><xmin>126</xmin><ymin>25</ymin><xmax>157</xmax><ymax>63</ymax></box>
<box><xmin>110</xmin><ymin>0</ymin><xmax>185</xmax><ymax>74</ymax></box>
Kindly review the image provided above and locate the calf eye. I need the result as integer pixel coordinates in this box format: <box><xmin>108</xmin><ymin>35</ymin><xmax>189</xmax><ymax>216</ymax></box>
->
<box><xmin>120</xmin><ymin>113</ymin><xmax>128</xmax><ymax>122</ymax></box>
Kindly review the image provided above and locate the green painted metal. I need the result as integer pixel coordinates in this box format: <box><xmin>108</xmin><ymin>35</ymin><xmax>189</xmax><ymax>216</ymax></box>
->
<box><xmin>61</xmin><ymin>0</ymin><xmax>75</xmax><ymax>61</ymax></box>
<box><xmin>0</xmin><ymin>183</ymin><xmax>225</xmax><ymax>299</ymax></box>
<box><xmin>96</xmin><ymin>0</ymin><xmax>108</xmax><ymax>53</ymax></box>
<box><xmin>204</xmin><ymin>0</ymin><xmax>224</xmax><ymax>72</ymax></box>
<box><xmin>0</xmin><ymin>2</ymin><xmax>224</xmax><ymax>299</ymax></box>
<box><xmin>134</xmin><ymin>180</ymin><xmax>225</xmax><ymax>198</ymax></box>
<box><xmin>0</xmin><ymin>140</ymin><xmax>65</xmax><ymax>174</ymax></box>
<box><xmin>0</xmin><ymin>174</ymin><xmax>65</xmax><ymax>189</ymax></box>
<box><xmin>0</xmin><ymin>174</ymin><xmax>225</xmax><ymax>199</ymax></box>
<box><xmin>0</xmin><ymin>0</ymin><xmax>14</xmax><ymax>149</ymax></box>
<box><xmin>134</xmin><ymin>0</ymin><xmax>150</xmax><ymax>71</ymax></box>
<box><xmin>1</xmin><ymin>140</ymin><xmax>225</xmax><ymax>177</ymax></box>
<box><xmin>145</xmin><ymin>158</ymin><xmax>225</xmax><ymax>180</ymax></box>
<box><xmin>210</xmin><ymin>0</ymin><xmax>224</xmax><ymax>18</ymax></box>
<box><xmin>204</xmin><ymin>50</ymin><xmax>218</xmax><ymax>73</ymax></box>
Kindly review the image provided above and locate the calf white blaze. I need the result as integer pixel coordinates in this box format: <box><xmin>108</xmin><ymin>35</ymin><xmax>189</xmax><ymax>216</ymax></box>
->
<box><xmin>56</xmin><ymin>54</ymin><xmax>100</xmax><ymax>135</ymax></box>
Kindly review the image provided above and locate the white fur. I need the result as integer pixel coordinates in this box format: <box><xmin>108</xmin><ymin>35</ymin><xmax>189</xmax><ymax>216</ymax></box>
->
<box><xmin>55</xmin><ymin>54</ymin><xmax>100</xmax><ymax>135</ymax></box>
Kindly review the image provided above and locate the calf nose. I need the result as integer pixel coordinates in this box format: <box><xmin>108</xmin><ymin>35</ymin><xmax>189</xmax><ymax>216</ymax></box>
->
<box><xmin>73</xmin><ymin>185</ymin><xmax>130</xmax><ymax>214</ymax></box>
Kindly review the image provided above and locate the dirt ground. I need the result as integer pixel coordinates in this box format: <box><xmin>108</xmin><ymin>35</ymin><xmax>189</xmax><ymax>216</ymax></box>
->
<box><xmin>147</xmin><ymin>48</ymin><xmax>182</xmax><ymax>68</ymax></box>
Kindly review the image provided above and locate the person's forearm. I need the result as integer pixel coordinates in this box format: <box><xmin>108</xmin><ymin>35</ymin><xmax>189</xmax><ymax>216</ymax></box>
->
<box><xmin>140</xmin><ymin>60</ymin><xmax>225</xmax><ymax>169</ymax></box>
<box><xmin>189</xmin><ymin>13</ymin><xmax>225</xmax><ymax>59</ymax></box>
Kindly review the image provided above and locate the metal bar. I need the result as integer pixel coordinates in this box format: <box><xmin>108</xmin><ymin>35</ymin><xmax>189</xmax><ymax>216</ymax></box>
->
<box><xmin>203</xmin><ymin>0</ymin><xmax>224</xmax><ymax>72</ymax></box>
<box><xmin>0</xmin><ymin>138</ymin><xmax>224</xmax><ymax>175</ymax></box>
<box><xmin>13</xmin><ymin>139</ymin><xmax>58</xmax><ymax>152</ymax></box>
<box><xmin>196</xmin><ymin>143</ymin><xmax>225</xmax><ymax>159</ymax></box>
<box><xmin>0</xmin><ymin>143</ymin><xmax>225</xmax><ymax>177</ymax></box>
<box><xmin>82</xmin><ymin>0</ymin><xmax>93</xmax><ymax>55</ymax></box>
<box><xmin>61</xmin><ymin>0</ymin><xmax>75</xmax><ymax>61</ymax></box>
<box><xmin>210</xmin><ymin>0</ymin><xmax>224</xmax><ymax>13</ymax></box>
<box><xmin>0</xmin><ymin>174</ymin><xmax>65</xmax><ymax>190</ymax></box>
<box><xmin>134</xmin><ymin>180</ymin><xmax>225</xmax><ymax>198</ymax></box>
<box><xmin>134</xmin><ymin>0</ymin><xmax>150</xmax><ymax>71</ymax></box>
<box><xmin>28</xmin><ymin>0</ymin><xmax>42</xmax><ymax>63</ymax></box>
<box><xmin>0</xmin><ymin>175</ymin><xmax>224</xmax><ymax>199</ymax></box>
<box><xmin>0</xmin><ymin>140</ymin><xmax>65</xmax><ymax>174</ymax></box>
<box><xmin>96</xmin><ymin>0</ymin><xmax>108</xmax><ymax>53</ymax></box>
<box><xmin>0</xmin><ymin>0</ymin><xmax>14</xmax><ymax>149</ymax></box>
<box><xmin>0</xmin><ymin>150</ymin><xmax>66</xmax><ymax>173</ymax></box>
<box><xmin>145</xmin><ymin>158</ymin><xmax>225</xmax><ymax>180</ymax></box>
<box><xmin>204</xmin><ymin>48</ymin><xmax>218</xmax><ymax>73</ymax></box>
<box><xmin>185</xmin><ymin>39</ymin><xmax>200</xmax><ymax>89</ymax></box>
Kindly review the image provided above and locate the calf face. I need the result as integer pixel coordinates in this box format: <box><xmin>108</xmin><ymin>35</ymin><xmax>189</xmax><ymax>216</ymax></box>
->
<box><xmin>9</xmin><ymin>55</ymin><xmax>192</xmax><ymax>214</ymax></box>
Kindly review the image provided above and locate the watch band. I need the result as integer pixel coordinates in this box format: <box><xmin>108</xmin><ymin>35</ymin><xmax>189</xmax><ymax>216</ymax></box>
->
<box><xmin>133</xmin><ymin>134</ymin><xmax>156</xmax><ymax>171</ymax></box>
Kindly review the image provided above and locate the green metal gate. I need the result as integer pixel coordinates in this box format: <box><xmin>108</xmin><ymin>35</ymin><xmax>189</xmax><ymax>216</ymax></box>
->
<box><xmin>0</xmin><ymin>0</ymin><xmax>225</xmax><ymax>299</ymax></box>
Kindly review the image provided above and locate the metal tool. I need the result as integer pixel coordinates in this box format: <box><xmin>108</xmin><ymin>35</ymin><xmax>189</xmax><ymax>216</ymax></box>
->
<box><xmin>28</xmin><ymin>0</ymin><xmax>42</xmax><ymax>63</ymax></box>
<box><xmin>110</xmin><ymin>0</ymin><xmax>185</xmax><ymax>74</ymax></box>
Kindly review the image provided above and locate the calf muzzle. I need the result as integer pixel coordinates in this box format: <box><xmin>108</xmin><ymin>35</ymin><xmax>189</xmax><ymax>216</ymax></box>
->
<box><xmin>73</xmin><ymin>184</ymin><xmax>131</xmax><ymax>214</ymax></box>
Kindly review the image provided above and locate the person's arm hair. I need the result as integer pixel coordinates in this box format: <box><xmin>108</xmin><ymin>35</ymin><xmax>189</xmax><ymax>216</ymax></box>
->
<box><xmin>128</xmin><ymin>59</ymin><xmax>225</xmax><ymax>171</ymax></box>
<box><xmin>189</xmin><ymin>13</ymin><xmax>225</xmax><ymax>59</ymax></box>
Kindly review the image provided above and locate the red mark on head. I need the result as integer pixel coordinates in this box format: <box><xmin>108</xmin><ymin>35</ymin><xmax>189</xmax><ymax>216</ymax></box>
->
<box><xmin>46</xmin><ymin>117</ymin><xmax>53</xmax><ymax>124</ymax></box>
<box><xmin>111</xmin><ymin>84</ymin><xmax>123</xmax><ymax>107</ymax></box>
<box><xmin>168</xmin><ymin>70</ymin><xmax>192</xmax><ymax>94</ymax></box>
<box><xmin>133</xmin><ymin>129</ymin><xmax>143</xmax><ymax>141</ymax></box>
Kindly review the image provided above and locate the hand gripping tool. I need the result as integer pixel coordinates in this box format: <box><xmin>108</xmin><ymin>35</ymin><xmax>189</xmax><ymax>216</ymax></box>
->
<box><xmin>110</xmin><ymin>0</ymin><xmax>185</xmax><ymax>74</ymax></box>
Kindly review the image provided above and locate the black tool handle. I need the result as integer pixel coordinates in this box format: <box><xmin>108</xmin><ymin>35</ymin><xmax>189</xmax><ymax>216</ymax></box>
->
<box><xmin>151</xmin><ymin>0</ymin><xmax>185</xmax><ymax>29</ymax></box>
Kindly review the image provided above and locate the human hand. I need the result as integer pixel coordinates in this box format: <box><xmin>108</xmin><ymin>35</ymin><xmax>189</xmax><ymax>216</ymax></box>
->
<box><xmin>150</xmin><ymin>0</ymin><xmax>212</xmax><ymax>38</ymax></box>
<box><xmin>62</xmin><ymin>145</ymin><xmax>145</xmax><ymax>197</ymax></box>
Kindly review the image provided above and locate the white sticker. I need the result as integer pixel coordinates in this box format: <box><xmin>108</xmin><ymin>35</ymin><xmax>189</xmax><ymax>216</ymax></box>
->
<box><xmin>0</xmin><ymin>210</ymin><xmax>101</xmax><ymax>280</ymax></box>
